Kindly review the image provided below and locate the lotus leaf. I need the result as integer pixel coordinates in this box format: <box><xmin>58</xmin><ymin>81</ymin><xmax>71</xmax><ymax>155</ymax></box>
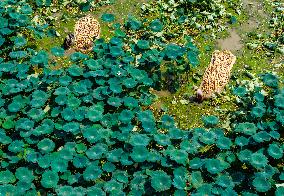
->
<box><xmin>235</xmin><ymin>122</ymin><xmax>257</xmax><ymax>136</ymax></box>
<box><xmin>61</xmin><ymin>107</ymin><xmax>75</xmax><ymax>121</ymax></box>
<box><xmin>190</xmin><ymin>171</ymin><xmax>203</xmax><ymax>188</ymax></box>
<box><xmin>101</xmin><ymin>13</ymin><xmax>115</xmax><ymax>22</ymax></box>
<box><xmin>41</xmin><ymin>170</ymin><xmax>59</xmax><ymax>188</ymax></box>
<box><xmin>149</xmin><ymin>171</ymin><xmax>171</xmax><ymax>192</ymax></box>
<box><xmin>205</xmin><ymin>159</ymin><xmax>226</xmax><ymax>174</ymax></box>
<box><xmin>0</xmin><ymin>170</ymin><xmax>16</xmax><ymax>184</ymax></box>
<box><xmin>217</xmin><ymin>137</ymin><xmax>232</xmax><ymax>150</ymax></box>
<box><xmin>252</xmin><ymin>177</ymin><xmax>271</xmax><ymax>192</ymax></box>
<box><xmin>129</xmin><ymin>134</ymin><xmax>150</xmax><ymax>146</ymax></box>
<box><xmin>130</xmin><ymin>146</ymin><xmax>148</xmax><ymax>162</ymax></box>
<box><xmin>86</xmin><ymin>143</ymin><xmax>108</xmax><ymax>160</ymax></box>
<box><xmin>267</xmin><ymin>143</ymin><xmax>283</xmax><ymax>159</ymax></box>
<box><xmin>261</xmin><ymin>73</ymin><xmax>278</xmax><ymax>88</ymax></box>
<box><xmin>189</xmin><ymin>158</ymin><xmax>204</xmax><ymax>169</ymax></box>
<box><xmin>250</xmin><ymin>152</ymin><xmax>268</xmax><ymax>168</ymax></box>
<box><xmin>199</xmin><ymin>131</ymin><xmax>216</xmax><ymax>144</ymax></box>
<box><xmin>8</xmin><ymin>140</ymin><xmax>24</xmax><ymax>153</ymax></box>
<box><xmin>51</xmin><ymin>159</ymin><xmax>68</xmax><ymax>172</ymax></box>
<box><xmin>252</xmin><ymin>131</ymin><xmax>271</xmax><ymax>143</ymax></box>
<box><xmin>107</xmin><ymin>97</ymin><xmax>122</xmax><ymax>107</ymax></box>
<box><xmin>154</xmin><ymin>134</ymin><xmax>171</xmax><ymax>146</ymax></box>
<box><xmin>102</xmin><ymin>162</ymin><xmax>116</xmax><ymax>172</ymax></box>
<box><xmin>275</xmin><ymin>94</ymin><xmax>284</xmax><ymax>108</ymax></box>
<box><xmin>161</xmin><ymin>114</ymin><xmax>175</xmax><ymax>129</ymax></box>
<box><xmin>83</xmin><ymin>164</ymin><xmax>102</xmax><ymax>181</ymax></box>
<box><xmin>13</xmin><ymin>36</ymin><xmax>27</xmax><ymax>48</ymax></box>
<box><xmin>149</xmin><ymin>19</ymin><xmax>163</xmax><ymax>32</ymax></box>
<box><xmin>51</xmin><ymin>47</ymin><xmax>64</xmax><ymax>57</ymax></box>
<box><xmin>202</xmin><ymin>115</ymin><xmax>219</xmax><ymax>127</ymax></box>
<box><xmin>233</xmin><ymin>86</ymin><xmax>247</xmax><ymax>97</ymax></box>
<box><xmin>37</xmin><ymin>138</ymin><xmax>55</xmax><ymax>153</ymax></box>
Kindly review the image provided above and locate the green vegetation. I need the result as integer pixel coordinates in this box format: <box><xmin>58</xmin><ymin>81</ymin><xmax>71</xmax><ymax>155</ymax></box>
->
<box><xmin>0</xmin><ymin>0</ymin><xmax>283</xmax><ymax>195</ymax></box>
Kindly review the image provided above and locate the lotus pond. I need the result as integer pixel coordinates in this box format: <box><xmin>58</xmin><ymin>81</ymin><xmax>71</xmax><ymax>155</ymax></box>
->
<box><xmin>0</xmin><ymin>0</ymin><xmax>283</xmax><ymax>195</ymax></box>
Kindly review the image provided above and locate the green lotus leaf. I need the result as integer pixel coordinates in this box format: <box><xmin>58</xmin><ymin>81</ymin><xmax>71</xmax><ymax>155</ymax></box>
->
<box><xmin>129</xmin><ymin>134</ymin><xmax>150</xmax><ymax>146</ymax></box>
<box><xmin>276</xmin><ymin>187</ymin><xmax>284</xmax><ymax>196</ymax></box>
<box><xmin>27</xmin><ymin>108</ymin><xmax>45</xmax><ymax>121</ymax></box>
<box><xmin>86</xmin><ymin>105</ymin><xmax>104</xmax><ymax>122</ymax></box>
<box><xmin>267</xmin><ymin>143</ymin><xmax>283</xmax><ymax>159</ymax></box>
<box><xmin>252</xmin><ymin>131</ymin><xmax>271</xmax><ymax>143</ymax></box>
<box><xmin>187</xmin><ymin>50</ymin><xmax>200</xmax><ymax>67</ymax></box>
<box><xmin>251</xmin><ymin>106</ymin><xmax>266</xmax><ymax>118</ymax></box>
<box><xmin>8</xmin><ymin>101</ymin><xmax>22</xmax><ymax>112</ymax></box>
<box><xmin>87</xmin><ymin>187</ymin><xmax>106</xmax><ymax>196</ymax></box>
<box><xmin>150</xmin><ymin>171</ymin><xmax>171</xmax><ymax>192</ymax></box>
<box><xmin>199</xmin><ymin>131</ymin><xmax>216</xmax><ymax>144</ymax></box>
<box><xmin>38</xmin><ymin>155</ymin><xmax>51</xmax><ymax>169</ymax></box>
<box><xmin>202</xmin><ymin>115</ymin><xmax>219</xmax><ymax>127</ymax></box>
<box><xmin>82</xmin><ymin>127</ymin><xmax>101</xmax><ymax>143</ymax></box>
<box><xmin>235</xmin><ymin>122</ymin><xmax>257</xmax><ymax>136</ymax></box>
<box><xmin>54</xmin><ymin>87</ymin><xmax>70</xmax><ymax>95</ymax></box>
<box><xmin>73</xmin><ymin>81</ymin><xmax>89</xmax><ymax>94</ymax></box>
<box><xmin>215</xmin><ymin>174</ymin><xmax>234</xmax><ymax>188</ymax></box>
<box><xmin>101</xmin><ymin>13</ymin><xmax>115</xmax><ymax>22</ymax></box>
<box><xmin>8</xmin><ymin>140</ymin><xmax>25</xmax><ymax>153</ymax></box>
<box><xmin>235</xmin><ymin>136</ymin><xmax>249</xmax><ymax>147</ymax></box>
<box><xmin>174</xmin><ymin>190</ymin><xmax>187</xmax><ymax>196</ymax></box>
<box><xmin>30</xmin><ymin>50</ymin><xmax>49</xmax><ymax>65</ymax></box>
<box><xmin>16</xmin><ymin>181</ymin><xmax>33</xmax><ymax>194</ymax></box>
<box><xmin>58</xmin><ymin>148</ymin><xmax>74</xmax><ymax>160</ymax></box>
<box><xmin>119</xmin><ymin>109</ymin><xmax>134</xmax><ymax>123</ymax></box>
<box><xmin>66</xmin><ymin>96</ymin><xmax>81</xmax><ymax>108</ymax></box>
<box><xmin>252</xmin><ymin>177</ymin><xmax>271</xmax><ymax>192</ymax></box>
<box><xmin>250</xmin><ymin>152</ymin><xmax>268</xmax><ymax>168</ymax></box>
<box><xmin>102</xmin><ymin>162</ymin><xmax>116</xmax><ymax>172</ymax></box>
<box><xmin>137</xmin><ymin>40</ymin><xmax>150</xmax><ymax>49</ymax></box>
<box><xmin>169</xmin><ymin>127</ymin><xmax>186</xmax><ymax>139</ymax></box>
<box><xmin>126</xmin><ymin>16</ymin><xmax>142</xmax><ymax>31</ymax></box>
<box><xmin>269</xmin><ymin>131</ymin><xmax>280</xmax><ymax>139</ymax></box>
<box><xmin>15</xmin><ymin>167</ymin><xmax>34</xmax><ymax>182</ymax></box>
<box><xmin>149</xmin><ymin>19</ymin><xmax>163</xmax><ymax>32</ymax></box>
<box><xmin>233</xmin><ymin>86</ymin><xmax>247</xmax><ymax>97</ymax></box>
<box><xmin>238</xmin><ymin>149</ymin><xmax>252</xmax><ymax>162</ymax></box>
<box><xmin>75</xmin><ymin>143</ymin><xmax>87</xmax><ymax>154</ymax></box>
<box><xmin>107</xmin><ymin>148</ymin><xmax>124</xmax><ymax>162</ymax></box>
<box><xmin>13</xmin><ymin>36</ymin><xmax>27</xmax><ymax>48</ymax></box>
<box><xmin>205</xmin><ymin>159</ymin><xmax>225</xmax><ymax>174</ymax></box>
<box><xmin>70</xmin><ymin>52</ymin><xmax>88</xmax><ymax>62</ymax></box>
<box><xmin>164</xmin><ymin>44</ymin><xmax>186</xmax><ymax>59</ymax></box>
<box><xmin>61</xmin><ymin>107</ymin><xmax>75</xmax><ymax>121</ymax></box>
<box><xmin>0</xmin><ymin>170</ymin><xmax>16</xmax><ymax>184</ymax></box>
<box><xmin>9</xmin><ymin>51</ymin><xmax>28</xmax><ymax>59</ymax></box>
<box><xmin>51</xmin><ymin>46</ymin><xmax>64</xmax><ymax>57</ymax></box>
<box><xmin>83</xmin><ymin>59</ymin><xmax>103</xmax><ymax>70</ymax></box>
<box><xmin>161</xmin><ymin>114</ymin><xmax>175</xmax><ymax>129</ymax></box>
<box><xmin>110</xmin><ymin>36</ymin><xmax>123</xmax><ymax>46</ymax></box>
<box><xmin>189</xmin><ymin>158</ymin><xmax>204</xmax><ymax>169</ymax></box>
<box><xmin>41</xmin><ymin>170</ymin><xmax>59</xmax><ymax>188</ymax></box>
<box><xmin>122</xmin><ymin>78</ymin><xmax>137</xmax><ymax>88</ymax></box>
<box><xmin>123</xmin><ymin>96</ymin><xmax>138</xmax><ymax>108</ymax></box>
<box><xmin>110</xmin><ymin>46</ymin><xmax>123</xmax><ymax>57</ymax></box>
<box><xmin>216</xmin><ymin>137</ymin><xmax>232</xmax><ymax>150</ymax></box>
<box><xmin>67</xmin><ymin>64</ymin><xmax>83</xmax><ymax>76</ymax></box>
<box><xmin>107</xmin><ymin>97</ymin><xmax>122</xmax><ymax>107</ymax></box>
<box><xmin>37</xmin><ymin>138</ymin><xmax>55</xmax><ymax>153</ymax></box>
<box><xmin>190</xmin><ymin>171</ymin><xmax>203</xmax><ymax>188</ymax></box>
<box><xmin>51</xmin><ymin>159</ymin><xmax>68</xmax><ymax>172</ymax></box>
<box><xmin>56</xmin><ymin>186</ymin><xmax>74</xmax><ymax>196</ymax></box>
<box><xmin>104</xmin><ymin>180</ymin><xmax>124</xmax><ymax>193</ymax></box>
<box><xmin>154</xmin><ymin>134</ymin><xmax>171</xmax><ymax>146</ymax></box>
<box><xmin>170</xmin><ymin>149</ymin><xmax>189</xmax><ymax>165</ymax></box>
<box><xmin>59</xmin><ymin>75</ymin><xmax>72</xmax><ymax>86</ymax></box>
<box><xmin>254</xmin><ymin>92</ymin><xmax>265</xmax><ymax>102</ymax></box>
<box><xmin>130</xmin><ymin>146</ymin><xmax>148</xmax><ymax>162</ymax></box>
<box><xmin>86</xmin><ymin>143</ymin><xmax>108</xmax><ymax>160</ymax></box>
<box><xmin>83</xmin><ymin>164</ymin><xmax>102</xmax><ymax>181</ymax></box>
<box><xmin>261</xmin><ymin>73</ymin><xmax>278</xmax><ymax>88</ymax></box>
<box><xmin>112</xmin><ymin>170</ymin><xmax>128</xmax><ymax>184</ymax></box>
<box><xmin>275</xmin><ymin>94</ymin><xmax>284</xmax><ymax>108</ymax></box>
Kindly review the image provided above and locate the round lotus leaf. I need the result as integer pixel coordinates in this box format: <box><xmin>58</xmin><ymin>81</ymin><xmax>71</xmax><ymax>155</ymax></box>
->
<box><xmin>252</xmin><ymin>177</ymin><xmax>271</xmax><ymax>192</ymax></box>
<box><xmin>235</xmin><ymin>122</ymin><xmax>257</xmax><ymax>136</ymax></box>
<box><xmin>83</xmin><ymin>164</ymin><xmax>102</xmax><ymax>181</ymax></box>
<box><xmin>233</xmin><ymin>86</ymin><xmax>247</xmax><ymax>97</ymax></box>
<box><xmin>149</xmin><ymin>19</ymin><xmax>163</xmax><ymax>32</ymax></box>
<box><xmin>0</xmin><ymin>170</ymin><xmax>16</xmax><ymax>184</ymax></box>
<box><xmin>101</xmin><ymin>13</ymin><xmax>115</xmax><ymax>22</ymax></box>
<box><xmin>267</xmin><ymin>143</ymin><xmax>283</xmax><ymax>159</ymax></box>
<box><xmin>261</xmin><ymin>73</ymin><xmax>278</xmax><ymax>88</ymax></box>
<box><xmin>41</xmin><ymin>170</ymin><xmax>59</xmax><ymax>188</ymax></box>
<box><xmin>150</xmin><ymin>171</ymin><xmax>171</xmax><ymax>192</ymax></box>
<box><xmin>250</xmin><ymin>152</ymin><xmax>268</xmax><ymax>168</ymax></box>
<box><xmin>51</xmin><ymin>46</ymin><xmax>64</xmax><ymax>56</ymax></box>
